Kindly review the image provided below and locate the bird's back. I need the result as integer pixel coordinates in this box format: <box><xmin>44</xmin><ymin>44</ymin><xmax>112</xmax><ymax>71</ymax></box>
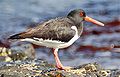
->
<box><xmin>9</xmin><ymin>17</ymin><xmax>77</xmax><ymax>42</ymax></box>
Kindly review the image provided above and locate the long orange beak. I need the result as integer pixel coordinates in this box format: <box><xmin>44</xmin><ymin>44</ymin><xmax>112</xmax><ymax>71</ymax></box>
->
<box><xmin>84</xmin><ymin>16</ymin><xmax>104</xmax><ymax>26</ymax></box>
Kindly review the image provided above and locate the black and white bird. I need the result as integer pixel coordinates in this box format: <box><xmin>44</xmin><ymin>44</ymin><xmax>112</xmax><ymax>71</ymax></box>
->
<box><xmin>8</xmin><ymin>9</ymin><xmax>104</xmax><ymax>70</ymax></box>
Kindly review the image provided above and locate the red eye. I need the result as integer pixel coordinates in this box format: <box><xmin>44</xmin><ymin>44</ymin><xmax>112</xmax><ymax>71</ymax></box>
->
<box><xmin>80</xmin><ymin>12</ymin><xmax>84</xmax><ymax>17</ymax></box>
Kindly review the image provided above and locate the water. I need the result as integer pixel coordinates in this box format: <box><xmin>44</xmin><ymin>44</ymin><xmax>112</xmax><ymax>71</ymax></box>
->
<box><xmin>0</xmin><ymin>0</ymin><xmax>120</xmax><ymax>69</ymax></box>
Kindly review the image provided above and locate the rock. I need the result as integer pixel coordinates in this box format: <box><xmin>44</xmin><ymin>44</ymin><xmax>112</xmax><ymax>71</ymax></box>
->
<box><xmin>0</xmin><ymin>44</ymin><xmax>120</xmax><ymax>77</ymax></box>
<box><xmin>97</xmin><ymin>70</ymin><xmax>111</xmax><ymax>77</ymax></box>
<box><xmin>0</xmin><ymin>44</ymin><xmax>35</xmax><ymax>62</ymax></box>
<box><xmin>0</xmin><ymin>61</ymin><xmax>119</xmax><ymax>77</ymax></box>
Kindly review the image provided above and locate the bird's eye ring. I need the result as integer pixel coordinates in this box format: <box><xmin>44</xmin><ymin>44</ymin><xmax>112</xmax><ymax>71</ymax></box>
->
<box><xmin>80</xmin><ymin>12</ymin><xmax>84</xmax><ymax>17</ymax></box>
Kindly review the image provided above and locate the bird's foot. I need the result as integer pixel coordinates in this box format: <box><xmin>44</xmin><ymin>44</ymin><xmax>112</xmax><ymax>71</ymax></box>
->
<box><xmin>57</xmin><ymin>65</ymin><xmax>72</xmax><ymax>71</ymax></box>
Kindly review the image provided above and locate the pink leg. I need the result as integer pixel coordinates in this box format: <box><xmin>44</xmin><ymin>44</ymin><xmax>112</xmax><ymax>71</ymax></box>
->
<box><xmin>52</xmin><ymin>48</ymin><xmax>64</xmax><ymax>70</ymax></box>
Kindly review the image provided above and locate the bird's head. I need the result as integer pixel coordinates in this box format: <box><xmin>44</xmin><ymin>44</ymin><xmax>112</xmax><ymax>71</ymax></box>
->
<box><xmin>67</xmin><ymin>9</ymin><xmax>104</xmax><ymax>26</ymax></box>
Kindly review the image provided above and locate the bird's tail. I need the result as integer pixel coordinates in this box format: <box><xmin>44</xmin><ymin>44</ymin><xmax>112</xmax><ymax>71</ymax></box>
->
<box><xmin>8</xmin><ymin>32</ymin><xmax>27</xmax><ymax>39</ymax></box>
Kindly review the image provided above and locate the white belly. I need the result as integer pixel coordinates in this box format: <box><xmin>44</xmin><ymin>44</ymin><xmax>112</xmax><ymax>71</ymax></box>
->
<box><xmin>20</xmin><ymin>35</ymin><xmax>79</xmax><ymax>49</ymax></box>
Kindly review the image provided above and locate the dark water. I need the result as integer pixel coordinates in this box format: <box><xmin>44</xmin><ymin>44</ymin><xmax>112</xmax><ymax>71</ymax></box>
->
<box><xmin>0</xmin><ymin>0</ymin><xmax>120</xmax><ymax>69</ymax></box>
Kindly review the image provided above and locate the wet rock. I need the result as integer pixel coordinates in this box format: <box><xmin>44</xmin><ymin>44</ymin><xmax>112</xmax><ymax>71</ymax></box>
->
<box><xmin>0</xmin><ymin>61</ymin><xmax>119</xmax><ymax>77</ymax></box>
<box><xmin>97</xmin><ymin>70</ymin><xmax>111</xmax><ymax>77</ymax></box>
<box><xmin>0</xmin><ymin>44</ymin><xmax>35</xmax><ymax>62</ymax></box>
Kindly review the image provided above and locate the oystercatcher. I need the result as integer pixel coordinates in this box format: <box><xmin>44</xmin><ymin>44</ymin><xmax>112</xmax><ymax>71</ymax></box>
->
<box><xmin>8</xmin><ymin>9</ymin><xmax>104</xmax><ymax>70</ymax></box>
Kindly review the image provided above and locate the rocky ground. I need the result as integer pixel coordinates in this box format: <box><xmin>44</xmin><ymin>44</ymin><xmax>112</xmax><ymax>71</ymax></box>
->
<box><xmin>0</xmin><ymin>44</ymin><xmax>120</xmax><ymax>77</ymax></box>
<box><xmin>0</xmin><ymin>60</ymin><xmax>120</xmax><ymax>77</ymax></box>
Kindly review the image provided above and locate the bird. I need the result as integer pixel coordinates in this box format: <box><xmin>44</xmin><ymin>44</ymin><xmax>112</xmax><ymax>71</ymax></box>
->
<box><xmin>8</xmin><ymin>9</ymin><xmax>104</xmax><ymax>70</ymax></box>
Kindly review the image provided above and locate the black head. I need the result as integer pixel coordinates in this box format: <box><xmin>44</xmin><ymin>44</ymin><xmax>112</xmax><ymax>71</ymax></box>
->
<box><xmin>67</xmin><ymin>9</ymin><xmax>86</xmax><ymax>24</ymax></box>
<box><xmin>67</xmin><ymin>9</ymin><xmax>104</xmax><ymax>26</ymax></box>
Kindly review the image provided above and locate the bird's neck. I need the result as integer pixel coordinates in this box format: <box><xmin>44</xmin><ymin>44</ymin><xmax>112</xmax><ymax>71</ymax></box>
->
<box><xmin>76</xmin><ymin>22</ymin><xmax>84</xmax><ymax>36</ymax></box>
<box><xmin>67</xmin><ymin>16</ymin><xmax>84</xmax><ymax>36</ymax></box>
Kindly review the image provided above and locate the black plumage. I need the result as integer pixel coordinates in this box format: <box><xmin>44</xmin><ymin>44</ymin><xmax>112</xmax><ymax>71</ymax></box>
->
<box><xmin>9</xmin><ymin>17</ymin><xmax>83</xmax><ymax>42</ymax></box>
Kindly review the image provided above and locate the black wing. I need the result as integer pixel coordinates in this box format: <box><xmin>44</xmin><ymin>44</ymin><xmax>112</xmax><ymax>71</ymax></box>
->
<box><xmin>9</xmin><ymin>17</ymin><xmax>76</xmax><ymax>42</ymax></box>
